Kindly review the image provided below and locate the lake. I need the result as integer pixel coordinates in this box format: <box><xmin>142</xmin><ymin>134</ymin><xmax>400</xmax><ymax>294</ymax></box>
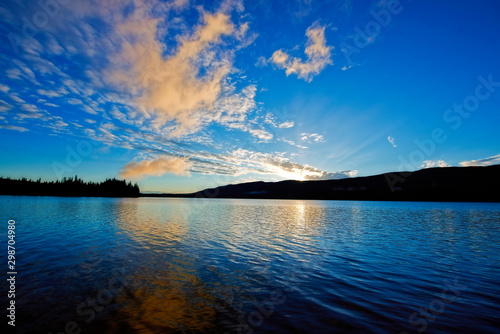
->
<box><xmin>1</xmin><ymin>196</ymin><xmax>499</xmax><ymax>333</ymax></box>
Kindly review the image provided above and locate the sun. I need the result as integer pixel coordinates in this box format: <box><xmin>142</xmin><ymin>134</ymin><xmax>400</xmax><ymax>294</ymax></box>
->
<box><xmin>276</xmin><ymin>169</ymin><xmax>307</xmax><ymax>181</ymax></box>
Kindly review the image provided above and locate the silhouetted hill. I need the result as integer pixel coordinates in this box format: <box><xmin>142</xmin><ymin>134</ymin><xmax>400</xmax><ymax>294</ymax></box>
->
<box><xmin>144</xmin><ymin>165</ymin><xmax>500</xmax><ymax>202</ymax></box>
<box><xmin>0</xmin><ymin>176</ymin><xmax>140</xmax><ymax>197</ymax></box>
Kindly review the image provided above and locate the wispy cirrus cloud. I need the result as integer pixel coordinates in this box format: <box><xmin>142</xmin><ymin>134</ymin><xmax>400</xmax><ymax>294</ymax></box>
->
<box><xmin>459</xmin><ymin>154</ymin><xmax>500</xmax><ymax>167</ymax></box>
<box><xmin>264</xmin><ymin>113</ymin><xmax>294</xmax><ymax>128</ymax></box>
<box><xmin>0</xmin><ymin>124</ymin><xmax>29</xmax><ymax>132</ymax></box>
<box><xmin>0</xmin><ymin>100</ymin><xmax>13</xmax><ymax>112</ymax></box>
<box><xmin>37</xmin><ymin>89</ymin><xmax>61</xmax><ymax>98</ymax></box>
<box><xmin>270</xmin><ymin>22</ymin><xmax>332</xmax><ymax>82</ymax></box>
<box><xmin>387</xmin><ymin>136</ymin><xmax>397</xmax><ymax>147</ymax></box>
<box><xmin>278</xmin><ymin>137</ymin><xmax>308</xmax><ymax>149</ymax></box>
<box><xmin>228</xmin><ymin>148</ymin><xmax>355</xmax><ymax>180</ymax></box>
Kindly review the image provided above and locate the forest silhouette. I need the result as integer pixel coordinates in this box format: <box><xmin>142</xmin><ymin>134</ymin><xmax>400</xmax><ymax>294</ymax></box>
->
<box><xmin>0</xmin><ymin>176</ymin><xmax>140</xmax><ymax>197</ymax></box>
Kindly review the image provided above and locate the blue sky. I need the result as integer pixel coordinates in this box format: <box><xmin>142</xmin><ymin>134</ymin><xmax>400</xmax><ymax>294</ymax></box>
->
<box><xmin>1</xmin><ymin>0</ymin><xmax>499</xmax><ymax>193</ymax></box>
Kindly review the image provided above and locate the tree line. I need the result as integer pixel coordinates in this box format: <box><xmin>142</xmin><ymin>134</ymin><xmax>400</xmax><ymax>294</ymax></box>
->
<box><xmin>0</xmin><ymin>176</ymin><xmax>140</xmax><ymax>197</ymax></box>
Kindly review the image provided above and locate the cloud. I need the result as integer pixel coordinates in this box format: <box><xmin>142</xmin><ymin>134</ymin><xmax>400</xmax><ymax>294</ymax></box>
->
<box><xmin>0</xmin><ymin>100</ymin><xmax>13</xmax><ymax>112</ymax></box>
<box><xmin>301</xmin><ymin>132</ymin><xmax>325</xmax><ymax>143</ymax></box>
<box><xmin>45</xmin><ymin>35</ymin><xmax>65</xmax><ymax>55</ymax></box>
<box><xmin>119</xmin><ymin>156</ymin><xmax>193</xmax><ymax>179</ymax></box>
<box><xmin>0</xmin><ymin>124</ymin><xmax>29</xmax><ymax>132</ymax></box>
<box><xmin>109</xmin><ymin>10</ymin><xmax>237</xmax><ymax>136</ymax></box>
<box><xmin>1</xmin><ymin>0</ymin><xmax>265</xmax><ymax>147</ymax></box>
<box><xmin>264</xmin><ymin>113</ymin><xmax>294</xmax><ymax>128</ymax></box>
<box><xmin>0</xmin><ymin>84</ymin><xmax>9</xmax><ymax>93</ymax></box>
<box><xmin>278</xmin><ymin>121</ymin><xmax>295</xmax><ymax>128</ymax></box>
<box><xmin>37</xmin><ymin>89</ymin><xmax>61</xmax><ymax>98</ymax></box>
<box><xmin>278</xmin><ymin>137</ymin><xmax>308</xmax><ymax>149</ymax></box>
<box><xmin>230</xmin><ymin>148</ymin><xmax>354</xmax><ymax>180</ymax></box>
<box><xmin>263</xmin><ymin>157</ymin><xmax>356</xmax><ymax>180</ymax></box>
<box><xmin>66</xmin><ymin>98</ymin><xmax>83</xmax><ymax>105</ymax></box>
<box><xmin>248</xmin><ymin>128</ymin><xmax>273</xmax><ymax>141</ymax></box>
<box><xmin>171</xmin><ymin>0</ymin><xmax>190</xmax><ymax>9</ymax></box>
<box><xmin>209</xmin><ymin>84</ymin><xmax>265</xmax><ymax>139</ymax></box>
<box><xmin>119</xmin><ymin>144</ymin><xmax>354</xmax><ymax>182</ymax></box>
<box><xmin>459</xmin><ymin>154</ymin><xmax>500</xmax><ymax>167</ymax></box>
<box><xmin>387</xmin><ymin>136</ymin><xmax>397</xmax><ymax>147</ymax></box>
<box><xmin>270</xmin><ymin>22</ymin><xmax>332</xmax><ymax>82</ymax></box>
<box><xmin>255</xmin><ymin>56</ymin><xmax>268</xmax><ymax>67</ymax></box>
<box><xmin>420</xmin><ymin>160</ymin><xmax>450</xmax><ymax>168</ymax></box>
<box><xmin>1</xmin><ymin>0</ymin><xmax>345</xmax><ymax>187</ymax></box>
<box><xmin>82</xmin><ymin>105</ymin><xmax>99</xmax><ymax>115</ymax></box>
<box><xmin>9</xmin><ymin>94</ymin><xmax>25</xmax><ymax>104</ymax></box>
<box><xmin>12</xmin><ymin>59</ymin><xmax>38</xmax><ymax>84</ymax></box>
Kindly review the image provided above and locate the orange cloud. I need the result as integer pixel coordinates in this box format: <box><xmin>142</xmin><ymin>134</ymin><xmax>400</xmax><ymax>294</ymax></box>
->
<box><xmin>119</xmin><ymin>156</ymin><xmax>193</xmax><ymax>179</ymax></box>
<box><xmin>110</xmin><ymin>10</ymin><xmax>235</xmax><ymax>136</ymax></box>
<box><xmin>271</xmin><ymin>22</ymin><xmax>332</xmax><ymax>82</ymax></box>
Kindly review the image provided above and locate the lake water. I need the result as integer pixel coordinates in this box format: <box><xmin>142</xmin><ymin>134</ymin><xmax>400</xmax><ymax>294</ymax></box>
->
<box><xmin>1</xmin><ymin>196</ymin><xmax>499</xmax><ymax>334</ymax></box>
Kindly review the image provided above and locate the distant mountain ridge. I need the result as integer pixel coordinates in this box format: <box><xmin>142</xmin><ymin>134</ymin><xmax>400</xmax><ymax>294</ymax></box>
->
<box><xmin>144</xmin><ymin>165</ymin><xmax>500</xmax><ymax>202</ymax></box>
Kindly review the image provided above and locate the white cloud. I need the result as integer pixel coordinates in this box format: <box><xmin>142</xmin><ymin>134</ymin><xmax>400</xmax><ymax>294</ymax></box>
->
<box><xmin>270</xmin><ymin>22</ymin><xmax>332</xmax><ymax>82</ymax></box>
<box><xmin>109</xmin><ymin>107</ymin><xmax>130</xmax><ymax>124</ymax></box>
<box><xmin>6</xmin><ymin>69</ymin><xmax>21</xmax><ymax>80</ymax></box>
<box><xmin>459</xmin><ymin>154</ymin><xmax>500</xmax><ymax>167</ymax></box>
<box><xmin>301</xmin><ymin>132</ymin><xmax>325</xmax><ymax>143</ymax></box>
<box><xmin>45</xmin><ymin>35</ymin><xmax>65</xmax><ymax>55</ymax></box>
<box><xmin>81</xmin><ymin>105</ymin><xmax>99</xmax><ymax>115</ymax></box>
<box><xmin>9</xmin><ymin>94</ymin><xmax>25</xmax><ymax>104</ymax></box>
<box><xmin>12</xmin><ymin>59</ymin><xmax>38</xmax><ymax>84</ymax></box>
<box><xmin>0</xmin><ymin>124</ymin><xmax>29</xmax><ymax>132</ymax></box>
<box><xmin>0</xmin><ymin>100</ymin><xmax>13</xmax><ymax>112</ymax></box>
<box><xmin>278</xmin><ymin>137</ymin><xmax>308</xmax><ymax>149</ymax></box>
<box><xmin>248</xmin><ymin>128</ymin><xmax>273</xmax><ymax>141</ymax></box>
<box><xmin>264</xmin><ymin>113</ymin><xmax>294</xmax><ymax>128</ymax></box>
<box><xmin>20</xmin><ymin>104</ymin><xmax>40</xmax><ymax>113</ymax></box>
<box><xmin>278</xmin><ymin>121</ymin><xmax>295</xmax><ymax>128</ymax></box>
<box><xmin>387</xmin><ymin>136</ymin><xmax>397</xmax><ymax>147</ymax></box>
<box><xmin>229</xmin><ymin>148</ymin><xmax>354</xmax><ymax>180</ymax></box>
<box><xmin>209</xmin><ymin>84</ymin><xmax>262</xmax><ymax>138</ymax></box>
<box><xmin>0</xmin><ymin>84</ymin><xmax>9</xmax><ymax>93</ymax></box>
<box><xmin>37</xmin><ymin>89</ymin><xmax>61</xmax><ymax>98</ymax></box>
<box><xmin>66</xmin><ymin>98</ymin><xmax>83</xmax><ymax>105</ymax></box>
<box><xmin>255</xmin><ymin>56</ymin><xmax>268</xmax><ymax>67</ymax></box>
<box><xmin>119</xmin><ymin>156</ymin><xmax>193</xmax><ymax>179</ymax></box>
<box><xmin>420</xmin><ymin>160</ymin><xmax>450</xmax><ymax>169</ymax></box>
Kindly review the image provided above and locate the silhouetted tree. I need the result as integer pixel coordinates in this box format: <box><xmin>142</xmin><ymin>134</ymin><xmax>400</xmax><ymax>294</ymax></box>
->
<box><xmin>0</xmin><ymin>176</ymin><xmax>140</xmax><ymax>197</ymax></box>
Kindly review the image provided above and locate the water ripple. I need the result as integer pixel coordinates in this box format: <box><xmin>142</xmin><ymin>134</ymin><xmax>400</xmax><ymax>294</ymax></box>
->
<box><xmin>1</xmin><ymin>197</ymin><xmax>499</xmax><ymax>333</ymax></box>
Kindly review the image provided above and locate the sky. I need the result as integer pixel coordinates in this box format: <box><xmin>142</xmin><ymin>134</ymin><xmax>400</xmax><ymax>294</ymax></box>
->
<box><xmin>0</xmin><ymin>0</ymin><xmax>499</xmax><ymax>193</ymax></box>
